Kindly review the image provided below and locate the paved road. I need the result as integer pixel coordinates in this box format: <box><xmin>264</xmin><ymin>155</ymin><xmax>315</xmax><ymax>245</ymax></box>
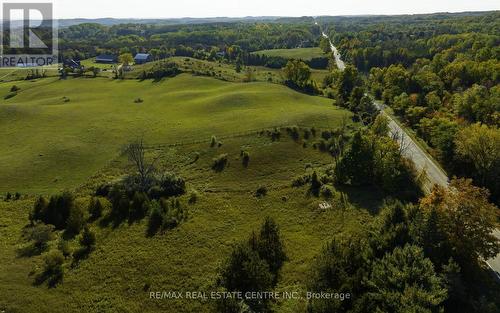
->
<box><xmin>315</xmin><ymin>19</ymin><xmax>499</xmax><ymax>280</ymax></box>
<box><xmin>372</xmin><ymin>102</ymin><xmax>449</xmax><ymax>193</ymax></box>
<box><xmin>321</xmin><ymin>32</ymin><xmax>345</xmax><ymax>71</ymax></box>
<box><xmin>316</xmin><ymin>22</ymin><xmax>345</xmax><ymax>71</ymax></box>
<box><xmin>487</xmin><ymin>230</ymin><xmax>500</xmax><ymax>281</ymax></box>
<box><xmin>372</xmin><ymin>102</ymin><xmax>500</xmax><ymax>282</ymax></box>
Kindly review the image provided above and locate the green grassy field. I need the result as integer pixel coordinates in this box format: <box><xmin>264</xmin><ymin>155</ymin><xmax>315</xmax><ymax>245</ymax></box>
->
<box><xmin>0</xmin><ymin>73</ymin><xmax>347</xmax><ymax>194</ymax></box>
<box><xmin>0</xmin><ymin>73</ymin><xmax>389</xmax><ymax>313</ymax></box>
<box><xmin>0</xmin><ymin>67</ymin><xmax>60</xmax><ymax>83</ymax></box>
<box><xmin>80</xmin><ymin>58</ymin><xmax>117</xmax><ymax>70</ymax></box>
<box><xmin>251</xmin><ymin>47</ymin><xmax>326</xmax><ymax>61</ymax></box>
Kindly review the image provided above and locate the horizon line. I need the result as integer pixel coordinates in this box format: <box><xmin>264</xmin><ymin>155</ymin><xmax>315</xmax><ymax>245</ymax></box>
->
<box><xmin>4</xmin><ymin>9</ymin><xmax>499</xmax><ymax>21</ymax></box>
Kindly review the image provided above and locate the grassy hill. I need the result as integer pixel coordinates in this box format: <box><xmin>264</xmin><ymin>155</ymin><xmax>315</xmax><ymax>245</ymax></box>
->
<box><xmin>251</xmin><ymin>47</ymin><xmax>325</xmax><ymax>61</ymax></box>
<box><xmin>0</xmin><ymin>74</ymin><xmax>348</xmax><ymax>194</ymax></box>
<box><xmin>0</xmin><ymin>74</ymin><xmax>388</xmax><ymax>313</ymax></box>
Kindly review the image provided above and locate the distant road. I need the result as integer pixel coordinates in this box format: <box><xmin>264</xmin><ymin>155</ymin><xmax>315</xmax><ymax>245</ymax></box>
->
<box><xmin>316</xmin><ymin>22</ymin><xmax>345</xmax><ymax>71</ymax></box>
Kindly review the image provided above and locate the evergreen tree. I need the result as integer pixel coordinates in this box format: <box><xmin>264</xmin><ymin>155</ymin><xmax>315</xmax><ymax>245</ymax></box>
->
<box><xmin>336</xmin><ymin>131</ymin><xmax>374</xmax><ymax>186</ymax></box>
<box><xmin>364</xmin><ymin>245</ymin><xmax>447</xmax><ymax>313</ymax></box>
<box><xmin>256</xmin><ymin>217</ymin><xmax>287</xmax><ymax>283</ymax></box>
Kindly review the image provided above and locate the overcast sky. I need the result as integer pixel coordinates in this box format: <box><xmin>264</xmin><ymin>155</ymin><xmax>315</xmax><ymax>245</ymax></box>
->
<box><xmin>51</xmin><ymin>0</ymin><xmax>499</xmax><ymax>19</ymax></box>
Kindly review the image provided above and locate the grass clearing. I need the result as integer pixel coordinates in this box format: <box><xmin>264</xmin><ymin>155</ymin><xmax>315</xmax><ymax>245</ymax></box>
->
<box><xmin>252</xmin><ymin>47</ymin><xmax>326</xmax><ymax>61</ymax></box>
<box><xmin>0</xmin><ymin>129</ymin><xmax>380</xmax><ymax>312</ymax></box>
<box><xmin>0</xmin><ymin>74</ymin><xmax>350</xmax><ymax>194</ymax></box>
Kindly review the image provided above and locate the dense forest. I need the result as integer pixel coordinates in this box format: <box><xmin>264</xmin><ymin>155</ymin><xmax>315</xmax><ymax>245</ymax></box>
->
<box><xmin>59</xmin><ymin>20</ymin><xmax>320</xmax><ymax>61</ymax></box>
<box><xmin>319</xmin><ymin>12</ymin><xmax>500</xmax><ymax>204</ymax></box>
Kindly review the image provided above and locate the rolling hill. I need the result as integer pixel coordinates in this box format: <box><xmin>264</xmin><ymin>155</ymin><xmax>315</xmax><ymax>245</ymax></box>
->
<box><xmin>0</xmin><ymin>74</ymin><xmax>349</xmax><ymax>194</ymax></box>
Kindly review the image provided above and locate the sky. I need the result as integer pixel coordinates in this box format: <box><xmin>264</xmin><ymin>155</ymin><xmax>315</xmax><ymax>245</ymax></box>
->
<box><xmin>47</xmin><ymin>0</ymin><xmax>500</xmax><ymax>19</ymax></box>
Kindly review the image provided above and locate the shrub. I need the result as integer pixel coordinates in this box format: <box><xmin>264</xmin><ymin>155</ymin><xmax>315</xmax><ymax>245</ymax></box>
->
<box><xmin>321</xmin><ymin>130</ymin><xmax>333</xmax><ymax>140</ymax></box>
<box><xmin>24</xmin><ymin>223</ymin><xmax>55</xmax><ymax>254</ymax></box>
<box><xmin>129</xmin><ymin>192</ymin><xmax>150</xmax><ymax>221</ymax></box>
<box><xmin>320</xmin><ymin>184</ymin><xmax>336</xmax><ymax>199</ymax></box>
<box><xmin>10</xmin><ymin>85</ymin><xmax>20</xmax><ymax>92</ymax></box>
<box><xmin>212</xmin><ymin>154</ymin><xmax>229</xmax><ymax>172</ymax></box>
<box><xmin>108</xmin><ymin>187</ymin><xmax>130</xmax><ymax>220</ymax></box>
<box><xmin>65</xmin><ymin>205</ymin><xmax>85</xmax><ymax>236</ymax></box>
<box><xmin>88</xmin><ymin>197</ymin><xmax>104</xmax><ymax>220</ymax></box>
<box><xmin>79</xmin><ymin>226</ymin><xmax>96</xmax><ymax>251</ymax></box>
<box><xmin>147</xmin><ymin>201</ymin><xmax>164</xmax><ymax>236</ymax></box>
<box><xmin>268</xmin><ymin>128</ymin><xmax>281</xmax><ymax>141</ymax></box>
<box><xmin>292</xmin><ymin>174</ymin><xmax>311</xmax><ymax>187</ymax></box>
<box><xmin>74</xmin><ymin>226</ymin><xmax>96</xmax><ymax>262</ymax></box>
<box><xmin>57</xmin><ymin>239</ymin><xmax>71</xmax><ymax>257</ymax></box>
<box><xmin>188</xmin><ymin>191</ymin><xmax>198</xmax><ymax>204</ymax></box>
<box><xmin>310</xmin><ymin>171</ymin><xmax>322</xmax><ymax>196</ymax></box>
<box><xmin>255</xmin><ymin>186</ymin><xmax>268</xmax><ymax>198</ymax></box>
<box><xmin>31</xmin><ymin>196</ymin><xmax>48</xmax><ymax>222</ymax></box>
<box><xmin>140</xmin><ymin>62</ymin><xmax>180</xmax><ymax>80</ymax></box>
<box><xmin>32</xmin><ymin>191</ymin><xmax>75</xmax><ymax>230</ymax></box>
<box><xmin>14</xmin><ymin>192</ymin><xmax>21</xmax><ymax>200</ymax></box>
<box><xmin>210</xmin><ymin>135</ymin><xmax>217</xmax><ymax>147</ymax></box>
<box><xmin>35</xmin><ymin>250</ymin><xmax>64</xmax><ymax>287</ymax></box>
<box><xmin>286</xmin><ymin>126</ymin><xmax>300</xmax><ymax>141</ymax></box>
<box><xmin>5</xmin><ymin>192</ymin><xmax>12</xmax><ymax>201</ymax></box>
<box><xmin>95</xmin><ymin>183</ymin><xmax>112</xmax><ymax>197</ymax></box>
<box><xmin>162</xmin><ymin>198</ymin><xmax>188</xmax><ymax>230</ymax></box>
<box><xmin>154</xmin><ymin>172</ymin><xmax>186</xmax><ymax>198</ymax></box>
<box><xmin>317</xmin><ymin>139</ymin><xmax>328</xmax><ymax>152</ymax></box>
<box><xmin>304</xmin><ymin>128</ymin><xmax>312</xmax><ymax>140</ymax></box>
<box><xmin>241</xmin><ymin>151</ymin><xmax>250</xmax><ymax>167</ymax></box>
<box><xmin>134</xmin><ymin>98</ymin><xmax>144</xmax><ymax>103</ymax></box>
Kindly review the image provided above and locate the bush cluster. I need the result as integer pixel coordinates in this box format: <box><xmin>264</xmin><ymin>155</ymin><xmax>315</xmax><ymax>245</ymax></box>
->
<box><xmin>147</xmin><ymin>198</ymin><xmax>187</xmax><ymax>236</ymax></box>
<box><xmin>255</xmin><ymin>186</ymin><xmax>268</xmax><ymax>198</ymax></box>
<box><xmin>99</xmin><ymin>172</ymin><xmax>186</xmax><ymax>225</ymax></box>
<box><xmin>212</xmin><ymin>154</ymin><xmax>229</xmax><ymax>172</ymax></box>
<box><xmin>286</xmin><ymin>125</ymin><xmax>300</xmax><ymax>141</ymax></box>
<box><xmin>30</xmin><ymin>192</ymin><xmax>84</xmax><ymax>236</ymax></box>
<box><xmin>4</xmin><ymin>192</ymin><xmax>21</xmax><ymax>201</ymax></box>
<box><xmin>139</xmin><ymin>62</ymin><xmax>181</xmax><ymax>80</ymax></box>
<box><xmin>264</xmin><ymin>128</ymin><xmax>281</xmax><ymax>141</ymax></box>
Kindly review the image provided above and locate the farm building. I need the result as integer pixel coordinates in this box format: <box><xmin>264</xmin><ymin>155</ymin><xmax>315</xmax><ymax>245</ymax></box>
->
<box><xmin>134</xmin><ymin>53</ymin><xmax>152</xmax><ymax>64</ymax></box>
<box><xmin>95</xmin><ymin>54</ymin><xmax>117</xmax><ymax>63</ymax></box>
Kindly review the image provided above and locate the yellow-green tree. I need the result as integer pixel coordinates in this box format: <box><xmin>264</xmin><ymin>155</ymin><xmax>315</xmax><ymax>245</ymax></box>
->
<box><xmin>283</xmin><ymin>60</ymin><xmax>311</xmax><ymax>88</ymax></box>
<box><xmin>455</xmin><ymin>123</ymin><xmax>500</xmax><ymax>186</ymax></box>
<box><xmin>118</xmin><ymin>53</ymin><xmax>134</xmax><ymax>66</ymax></box>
